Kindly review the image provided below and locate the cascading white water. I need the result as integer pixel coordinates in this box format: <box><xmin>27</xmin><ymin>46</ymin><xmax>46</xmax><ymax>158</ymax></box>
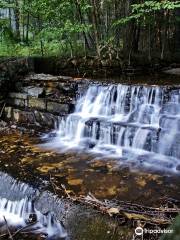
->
<box><xmin>0</xmin><ymin>172</ymin><xmax>67</xmax><ymax>239</ymax></box>
<box><xmin>0</xmin><ymin>197</ymin><xmax>67</xmax><ymax>239</ymax></box>
<box><xmin>46</xmin><ymin>84</ymin><xmax>180</xmax><ymax>173</ymax></box>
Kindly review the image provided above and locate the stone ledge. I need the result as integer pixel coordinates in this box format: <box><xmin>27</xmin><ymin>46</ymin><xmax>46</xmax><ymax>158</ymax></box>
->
<box><xmin>7</xmin><ymin>96</ymin><xmax>74</xmax><ymax>115</ymax></box>
<box><xmin>28</xmin><ymin>97</ymin><xmax>46</xmax><ymax>111</ymax></box>
<box><xmin>24</xmin><ymin>73</ymin><xmax>73</xmax><ymax>82</ymax></box>
<box><xmin>47</xmin><ymin>101</ymin><xmax>69</xmax><ymax>114</ymax></box>
<box><xmin>22</xmin><ymin>86</ymin><xmax>44</xmax><ymax>97</ymax></box>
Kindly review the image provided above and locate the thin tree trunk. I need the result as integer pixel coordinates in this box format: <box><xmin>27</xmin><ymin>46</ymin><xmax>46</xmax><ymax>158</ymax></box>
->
<box><xmin>148</xmin><ymin>24</ymin><xmax>151</xmax><ymax>62</ymax></box>
<box><xmin>38</xmin><ymin>15</ymin><xmax>44</xmax><ymax>56</ymax></box>
<box><xmin>74</xmin><ymin>0</ymin><xmax>90</xmax><ymax>56</ymax></box>
<box><xmin>91</xmin><ymin>0</ymin><xmax>101</xmax><ymax>58</ymax></box>
<box><xmin>14</xmin><ymin>0</ymin><xmax>21</xmax><ymax>40</ymax></box>
<box><xmin>8</xmin><ymin>0</ymin><xmax>12</xmax><ymax>29</ymax></box>
<box><xmin>22</xmin><ymin>0</ymin><xmax>25</xmax><ymax>42</ymax></box>
<box><xmin>26</xmin><ymin>12</ymin><xmax>30</xmax><ymax>43</ymax></box>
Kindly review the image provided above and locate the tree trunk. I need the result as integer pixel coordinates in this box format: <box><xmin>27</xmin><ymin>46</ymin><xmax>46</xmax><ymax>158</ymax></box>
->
<box><xmin>26</xmin><ymin>12</ymin><xmax>30</xmax><ymax>43</ymax></box>
<box><xmin>74</xmin><ymin>0</ymin><xmax>90</xmax><ymax>55</ymax></box>
<box><xmin>175</xmin><ymin>8</ymin><xmax>180</xmax><ymax>57</ymax></box>
<box><xmin>14</xmin><ymin>0</ymin><xmax>21</xmax><ymax>40</ymax></box>
<box><xmin>91</xmin><ymin>0</ymin><xmax>101</xmax><ymax>58</ymax></box>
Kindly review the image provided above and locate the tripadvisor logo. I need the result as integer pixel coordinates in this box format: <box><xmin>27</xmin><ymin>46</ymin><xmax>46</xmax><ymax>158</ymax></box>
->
<box><xmin>134</xmin><ymin>226</ymin><xmax>173</xmax><ymax>239</ymax></box>
<box><xmin>135</xmin><ymin>227</ymin><xmax>143</xmax><ymax>236</ymax></box>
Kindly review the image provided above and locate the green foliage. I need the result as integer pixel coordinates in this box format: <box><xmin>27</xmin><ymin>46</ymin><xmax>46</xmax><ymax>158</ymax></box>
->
<box><xmin>0</xmin><ymin>0</ymin><xmax>14</xmax><ymax>9</ymax></box>
<box><xmin>132</xmin><ymin>0</ymin><xmax>180</xmax><ymax>12</ymax></box>
<box><xmin>114</xmin><ymin>1</ymin><xmax>180</xmax><ymax>26</ymax></box>
<box><xmin>0</xmin><ymin>0</ymin><xmax>93</xmax><ymax>57</ymax></box>
<box><xmin>0</xmin><ymin>0</ymin><xmax>180</xmax><ymax>58</ymax></box>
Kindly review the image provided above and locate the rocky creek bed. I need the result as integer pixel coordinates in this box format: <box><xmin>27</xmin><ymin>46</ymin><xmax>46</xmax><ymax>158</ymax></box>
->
<box><xmin>0</xmin><ymin>163</ymin><xmax>131</xmax><ymax>240</ymax></box>
<box><xmin>0</xmin><ymin>125</ymin><xmax>179</xmax><ymax>240</ymax></box>
<box><xmin>0</xmin><ymin>66</ymin><xmax>180</xmax><ymax>239</ymax></box>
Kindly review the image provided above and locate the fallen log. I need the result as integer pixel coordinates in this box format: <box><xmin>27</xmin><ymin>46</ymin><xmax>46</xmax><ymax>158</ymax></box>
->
<box><xmin>59</xmin><ymin>184</ymin><xmax>180</xmax><ymax>226</ymax></box>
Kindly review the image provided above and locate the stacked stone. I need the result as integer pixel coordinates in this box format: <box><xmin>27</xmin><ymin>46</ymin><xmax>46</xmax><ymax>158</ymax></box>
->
<box><xmin>4</xmin><ymin>73</ymin><xmax>86</xmax><ymax>129</ymax></box>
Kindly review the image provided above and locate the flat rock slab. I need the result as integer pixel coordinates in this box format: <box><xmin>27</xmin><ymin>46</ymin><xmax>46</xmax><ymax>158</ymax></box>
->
<box><xmin>22</xmin><ymin>86</ymin><xmax>44</xmax><ymax>97</ymax></box>
<box><xmin>24</xmin><ymin>73</ymin><xmax>73</xmax><ymax>82</ymax></box>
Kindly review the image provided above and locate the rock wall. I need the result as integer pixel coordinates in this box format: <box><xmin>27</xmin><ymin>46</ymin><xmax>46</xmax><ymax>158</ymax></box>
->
<box><xmin>3</xmin><ymin>73</ymin><xmax>87</xmax><ymax>129</ymax></box>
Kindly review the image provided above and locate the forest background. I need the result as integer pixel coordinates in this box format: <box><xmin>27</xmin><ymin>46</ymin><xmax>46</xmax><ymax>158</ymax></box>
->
<box><xmin>1</xmin><ymin>0</ymin><xmax>180</xmax><ymax>65</ymax></box>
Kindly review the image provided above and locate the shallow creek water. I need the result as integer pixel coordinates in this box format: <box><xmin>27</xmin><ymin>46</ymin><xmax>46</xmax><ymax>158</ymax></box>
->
<box><xmin>0</xmin><ymin>132</ymin><xmax>179</xmax><ymax>204</ymax></box>
<box><xmin>0</xmin><ymin>131</ymin><xmax>179</xmax><ymax>239</ymax></box>
<box><xmin>0</xmin><ymin>75</ymin><xmax>180</xmax><ymax>239</ymax></box>
<box><xmin>0</xmin><ymin>131</ymin><xmax>134</xmax><ymax>240</ymax></box>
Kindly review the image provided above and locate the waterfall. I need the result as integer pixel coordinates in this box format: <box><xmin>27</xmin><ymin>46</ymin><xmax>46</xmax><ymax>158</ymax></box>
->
<box><xmin>0</xmin><ymin>172</ymin><xmax>67</xmax><ymax>239</ymax></box>
<box><xmin>46</xmin><ymin>84</ymin><xmax>180</xmax><ymax>173</ymax></box>
<box><xmin>0</xmin><ymin>198</ymin><xmax>67</xmax><ymax>238</ymax></box>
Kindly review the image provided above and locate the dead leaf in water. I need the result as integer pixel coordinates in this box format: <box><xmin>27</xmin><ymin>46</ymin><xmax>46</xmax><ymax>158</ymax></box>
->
<box><xmin>107</xmin><ymin>186</ymin><xmax>117</xmax><ymax>196</ymax></box>
<box><xmin>136</xmin><ymin>178</ymin><xmax>146</xmax><ymax>187</ymax></box>
<box><xmin>124</xmin><ymin>212</ymin><xmax>149</xmax><ymax>221</ymax></box>
<box><xmin>68</xmin><ymin>179</ymin><xmax>83</xmax><ymax>186</ymax></box>
<box><xmin>37</xmin><ymin>163</ymin><xmax>63</xmax><ymax>173</ymax></box>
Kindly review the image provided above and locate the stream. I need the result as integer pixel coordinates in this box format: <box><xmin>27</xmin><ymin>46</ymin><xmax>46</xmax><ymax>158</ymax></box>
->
<box><xmin>0</xmin><ymin>76</ymin><xmax>180</xmax><ymax>239</ymax></box>
<box><xmin>43</xmin><ymin>83</ymin><xmax>180</xmax><ymax>174</ymax></box>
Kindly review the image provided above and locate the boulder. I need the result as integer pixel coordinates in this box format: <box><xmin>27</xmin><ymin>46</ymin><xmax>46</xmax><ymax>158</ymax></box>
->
<box><xmin>34</xmin><ymin>111</ymin><xmax>58</xmax><ymax>128</ymax></box>
<box><xmin>12</xmin><ymin>109</ymin><xmax>35</xmax><ymax>124</ymax></box>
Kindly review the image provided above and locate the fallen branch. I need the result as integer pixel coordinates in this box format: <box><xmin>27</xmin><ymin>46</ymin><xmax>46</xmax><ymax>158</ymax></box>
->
<box><xmin>59</xmin><ymin>185</ymin><xmax>180</xmax><ymax>226</ymax></box>
<box><xmin>0</xmin><ymin>103</ymin><xmax>6</xmax><ymax>119</ymax></box>
<box><xmin>49</xmin><ymin>173</ymin><xmax>57</xmax><ymax>194</ymax></box>
<box><xmin>11</xmin><ymin>221</ymin><xmax>38</xmax><ymax>238</ymax></box>
<box><xmin>0</xmin><ymin>233</ymin><xmax>8</xmax><ymax>238</ymax></box>
<box><xmin>3</xmin><ymin>216</ymin><xmax>14</xmax><ymax>240</ymax></box>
